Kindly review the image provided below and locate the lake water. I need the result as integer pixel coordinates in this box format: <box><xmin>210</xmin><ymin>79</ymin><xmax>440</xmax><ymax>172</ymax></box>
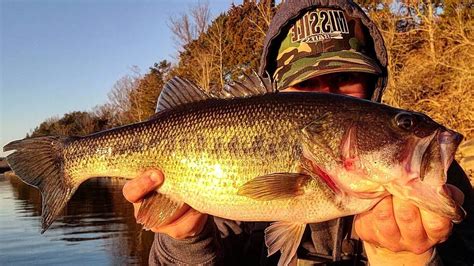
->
<box><xmin>0</xmin><ymin>173</ymin><xmax>154</xmax><ymax>265</ymax></box>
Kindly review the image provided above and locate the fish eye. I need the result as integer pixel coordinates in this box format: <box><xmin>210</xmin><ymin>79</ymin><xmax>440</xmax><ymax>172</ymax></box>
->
<box><xmin>395</xmin><ymin>112</ymin><xmax>415</xmax><ymax>131</ymax></box>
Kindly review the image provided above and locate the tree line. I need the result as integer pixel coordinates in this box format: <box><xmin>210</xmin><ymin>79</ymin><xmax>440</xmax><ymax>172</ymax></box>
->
<box><xmin>30</xmin><ymin>0</ymin><xmax>274</xmax><ymax>137</ymax></box>
<box><xmin>29</xmin><ymin>0</ymin><xmax>473</xmax><ymax>180</ymax></box>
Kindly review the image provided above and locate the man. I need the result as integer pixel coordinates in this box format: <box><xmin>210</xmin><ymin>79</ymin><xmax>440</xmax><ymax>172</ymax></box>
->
<box><xmin>123</xmin><ymin>0</ymin><xmax>473</xmax><ymax>265</ymax></box>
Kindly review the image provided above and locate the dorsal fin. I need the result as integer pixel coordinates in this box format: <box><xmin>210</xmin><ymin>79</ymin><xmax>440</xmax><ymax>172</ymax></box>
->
<box><xmin>156</xmin><ymin>77</ymin><xmax>214</xmax><ymax>113</ymax></box>
<box><xmin>217</xmin><ymin>71</ymin><xmax>277</xmax><ymax>99</ymax></box>
<box><xmin>155</xmin><ymin>72</ymin><xmax>277</xmax><ymax>113</ymax></box>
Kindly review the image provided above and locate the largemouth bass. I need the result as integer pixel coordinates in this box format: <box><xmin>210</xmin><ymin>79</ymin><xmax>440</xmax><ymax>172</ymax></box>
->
<box><xmin>4</xmin><ymin>75</ymin><xmax>465</xmax><ymax>265</ymax></box>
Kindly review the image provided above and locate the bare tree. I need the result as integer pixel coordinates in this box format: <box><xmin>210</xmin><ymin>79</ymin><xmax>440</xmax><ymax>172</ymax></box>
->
<box><xmin>169</xmin><ymin>0</ymin><xmax>211</xmax><ymax>48</ymax></box>
<box><xmin>169</xmin><ymin>14</ymin><xmax>194</xmax><ymax>47</ymax></box>
<box><xmin>192</xmin><ymin>0</ymin><xmax>210</xmax><ymax>37</ymax></box>
<box><xmin>107</xmin><ymin>73</ymin><xmax>140</xmax><ymax>125</ymax></box>
<box><xmin>187</xmin><ymin>45</ymin><xmax>214</xmax><ymax>91</ymax></box>
<box><xmin>207</xmin><ymin>18</ymin><xmax>227</xmax><ymax>88</ymax></box>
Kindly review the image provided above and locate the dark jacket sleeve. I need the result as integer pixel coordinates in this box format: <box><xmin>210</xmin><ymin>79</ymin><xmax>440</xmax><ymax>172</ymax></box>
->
<box><xmin>437</xmin><ymin>160</ymin><xmax>474</xmax><ymax>265</ymax></box>
<box><xmin>148</xmin><ymin>218</ymin><xmax>278</xmax><ymax>266</ymax></box>
<box><xmin>148</xmin><ymin>216</ymin><xmax>223</xmax><ymax>265</ymax></box>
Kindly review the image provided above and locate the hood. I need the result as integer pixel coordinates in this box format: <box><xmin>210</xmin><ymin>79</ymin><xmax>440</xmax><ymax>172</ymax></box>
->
<box><xmin>258</xmin><ymin>0</ymin><xmax>388</xmax><ymax>102</ymax></box>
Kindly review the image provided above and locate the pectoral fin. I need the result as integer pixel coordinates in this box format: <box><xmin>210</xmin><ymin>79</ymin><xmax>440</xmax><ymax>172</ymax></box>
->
<box><xmin>237</xmin><ymin>173</ymin><xmax>311</xmax><ymax>200</ymax></box>
<box><xmin>265</xmin><ymin>222</ymin><xmax>306</xmax><ymax>266</ymax></box>
<box><xmin>137</xmin><ymin>191</ymin><xmax>184</xmax><ymax>230</ymax></box>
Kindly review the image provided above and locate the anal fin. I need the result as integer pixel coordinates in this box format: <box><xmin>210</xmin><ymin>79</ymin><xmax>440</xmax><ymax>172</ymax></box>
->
<box><xmin>265</xmin><ymin>222</ymin><xmax>306</xmax><ymax>266</ymax></box>
<box><xmin>137</xmin><ymin>191</ymin><xmax>183</xmax><ymax>229</ymax></box>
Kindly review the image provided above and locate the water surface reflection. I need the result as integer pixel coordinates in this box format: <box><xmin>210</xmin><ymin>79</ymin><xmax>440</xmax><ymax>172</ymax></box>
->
<box><xmin>0</xmin><ymin>174</ymin><xmax>154</xmax><ymax>265</ymax></box>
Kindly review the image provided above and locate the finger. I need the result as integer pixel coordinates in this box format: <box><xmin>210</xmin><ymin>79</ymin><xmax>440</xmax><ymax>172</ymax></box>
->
<box><xmin>419</xmin><ymin>208</ymin><xmax>452</xmax><ymax>243</ymax></box>
<box><xmin>123</xmin><ymin>170</ymin><xmax>164</xmax><ymax>203</ymax></box>
<box><xmin>371</xmin><ymin>196</ymin><xmax>403</xmax><ymax>251</ymax></box>
<box><xmin>355</xmin><ymin>208</ymin><xmax>377</xmax><ymax>244</ymax></box>
<box><xmin>157</xmin><ymin>208</ymin><xmax>208</xmax><ymax>239</ymax></box>
<box><xmin>392</xmin><ymin>197</ymin><xmax>428</xmax><ymax>254</ymax></box>
<box><xmin>355</xmin><ymin>197</ymin><xmax>400</xmax><ymax>250</ymax></box>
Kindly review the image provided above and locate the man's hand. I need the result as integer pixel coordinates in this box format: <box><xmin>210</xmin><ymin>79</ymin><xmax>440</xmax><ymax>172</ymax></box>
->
<box><xmin>122</xmin><ymin>169</ymin><xmax>208</xmax><ymax>239</ymax></box>
<box><xmin>355</xmin><ymin>185</ymin><xmax>464</xmax><ymax>265</ymax></box>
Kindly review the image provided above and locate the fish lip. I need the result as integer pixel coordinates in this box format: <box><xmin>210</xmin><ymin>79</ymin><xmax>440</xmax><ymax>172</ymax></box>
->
<box><xmin>438</xmin><ymin>129</ymin><xmax>464</xmax><ymax>175</ymax></box>
<box><xmin>438</xmin><ymin>130</ymin><xmax>463</xmax><ymax>145</ymax></box>
<box><xmin>419</xmin><ymin>129</ymin><xmax>463</xmax><ymax>181</ymax></box>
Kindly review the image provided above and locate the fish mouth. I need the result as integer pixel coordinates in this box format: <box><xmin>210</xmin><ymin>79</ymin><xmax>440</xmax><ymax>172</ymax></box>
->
<box><xmin>437</xmin><ymin>129</ymin><xmax>465</xmax><ymax>222</ymax></box>
<box><xmin>420</xmin><ymin>129</ymin><xmax>463</xmax><ymax>181</ymax></box>
<box><xmin>417</xmin><ymin>129</ymin><xmax>465</xmax><ymax>222</ymax></box>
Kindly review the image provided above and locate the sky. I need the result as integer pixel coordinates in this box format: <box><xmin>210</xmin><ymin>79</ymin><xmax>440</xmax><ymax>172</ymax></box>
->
<box><xmin>1</xmin><ymin>0</ymin><xmax>236</xmax><ymax>157</ymax></box>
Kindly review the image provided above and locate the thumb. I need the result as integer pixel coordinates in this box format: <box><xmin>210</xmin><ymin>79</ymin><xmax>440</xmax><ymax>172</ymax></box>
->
<box><xmin>123</xmin><ymin>170</ymin><xmax>164</xmax><ymax>203</ymax></box>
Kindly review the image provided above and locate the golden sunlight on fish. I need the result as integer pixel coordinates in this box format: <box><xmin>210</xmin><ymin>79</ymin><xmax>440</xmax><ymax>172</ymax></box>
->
<box><xmin>4</xmin><ymin>74</ymin><xmax>465</xmax><ymax>266</ymax></box>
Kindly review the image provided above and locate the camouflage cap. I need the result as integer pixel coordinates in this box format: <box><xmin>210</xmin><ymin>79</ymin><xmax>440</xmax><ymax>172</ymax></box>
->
<box><xmin>274</xmin><ymin>8</ymin><xmax>382</xmax><ymax>90</ymax></box>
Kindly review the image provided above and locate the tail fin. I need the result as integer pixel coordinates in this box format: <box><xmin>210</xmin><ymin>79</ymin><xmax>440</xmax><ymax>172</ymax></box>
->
<box><xmin>4</xmin><ymin>136</ymin><xmax>78</xmax><ymax>233</ymax></box>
